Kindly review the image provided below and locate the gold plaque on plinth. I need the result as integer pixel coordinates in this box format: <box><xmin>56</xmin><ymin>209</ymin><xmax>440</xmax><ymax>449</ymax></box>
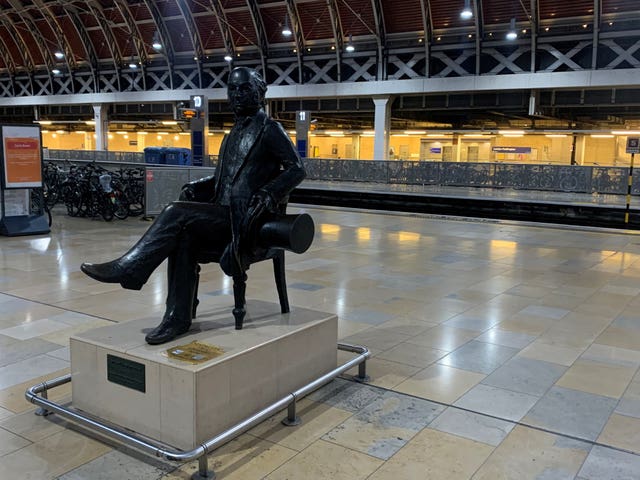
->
<box><xmin>166</xmin><ymin>341</ymin><xmax>225</xmax><ymax>364</ymax></box>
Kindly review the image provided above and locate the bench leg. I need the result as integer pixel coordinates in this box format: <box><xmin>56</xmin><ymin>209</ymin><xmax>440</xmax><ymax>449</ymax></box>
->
<box><xmin>192</xmin><ymin>265</ymin><xmax>201</xmax><ymax>319</ymax></box>
<box><xmin>232</xmin><ymin>272</ymin><xmax>247</xmax><ymax>329</ymax></box>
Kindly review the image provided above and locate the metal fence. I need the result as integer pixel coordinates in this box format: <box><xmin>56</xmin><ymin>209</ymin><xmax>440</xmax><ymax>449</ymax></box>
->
<box><xmin>47</xmin><ymin>150</ymin><xmax>638</xmax><ymax>195</ymax></box>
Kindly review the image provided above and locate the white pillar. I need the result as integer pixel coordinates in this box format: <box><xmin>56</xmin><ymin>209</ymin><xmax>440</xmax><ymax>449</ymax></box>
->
<box><xmin>93</xmin><ymin>105</ymin><xmax>108</xmax><ymax>151</ymax></box>
<box><xmin>373</xmin><ymin>96</ymin><xmax>391</xmax><ymax>160</ymax></box>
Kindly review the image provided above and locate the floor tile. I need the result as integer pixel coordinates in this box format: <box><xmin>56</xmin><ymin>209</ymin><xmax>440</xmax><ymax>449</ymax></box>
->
<box><xmin>616</xmin><ymin>381</ymin><xmax>640</xmax><ymax>418</ymax></box>
<box><xmin>405</xmin><ymin>325</ymin><xmax>479</xmax><ymax>352</ymax></box>
<box><xmin>0</xmin><ymin>354</ymin><xmax>69</xmax><ymax>390</ymax></box>
<box><xmin>518</xmin><ymin>341</ymin><xmax>584</xmax><ymax>366</ymax></box>
<box><xmin>264</xmin><ymin>439</ymin><xmax>382</xmax><ymax>480</ymax></box>
<box><xmin>322</xmin><ymin>391</ymin><xmax>444</xmax><ymax>459</ymax></box>
<box><xmin>438</xmin><ymin>340</ymin><xmax>519</xmax><ymax>375</ymax></box>
<box><xmin>248</xmin><ymin>398</ymin><xmax>353</xmax><ymax>451</ymax></box>
<box><xmin>308</xmin><ymin>378</ymin><xmax>383</xmax><ymax>413</ymax></box>
<box><xmin>555</xmin><ymin>359</ymin><xmax>637</xmax><ymax>398</ymax></box>
<box><xmin>472</xmin><ymin>425</ymin><xmax>590</xmax><ymax>480</ymax></box>
<box><xmin>164</xmin><ymin>433</ymin><xmax>297</xmax><ymax>480</ymax></box>
<box><xmin>454</xmin><ymin>384</ymin><xmax>540</xmax><ymax>422</ymax></box>
<box><xmin>597</xmin><ymin>413</ymin><xmax>640</xmax><ymax>454</ymax></box>
<box><xmin>375</xmin><ymin>342</ymin><xmax>447</xmax><ymax>368</ymax></box>
<box><xmin>0</xmin><ymin>428</ymin><xmax>111</xmax><ymax>480</ymax></box>
<box><xmin>339</xmin><ymin>356</ymin><xmax>421</xmax><ymax>389</ymax></box>
<box><xmin>578</xmin><ymin>445</ymin><xmax>640</xmax><ymax>480</ymax></box>
<box><xmin>524</xmin><ymin>386</ymin><xmax>618</xmax><ymax>441</ymax></box>
<box><xmin>58</xmin><ymin>449</ymin><xmax>173</xmax><ymax>480</ymax></box>
<box><xmin>482</xmin><ymin>356</ymin><xmax>567</xmax><ymax>396</ymax></box>
<box><xmin>394</xmin><ymin>363</ymin><xmax>485</xmax><ymax>404</ymax></box>
<box><xmin>0</xmin><ymin>426</ymin><xmax>32</xmax><ymax>456</ymax></box>
<box><xmin>474</xmin><ymin>328</ymin><xmax>537</xmax><ymax>349</ymax></box>
<box><xmin>429</xmin><ymin>407</ymin><xmax>514</xmax><ymax>446</ymax></box>
<box><xmin>368</xmin><ymin>428</ymin><xmax>493</xmax><ymax>480</ymax></box>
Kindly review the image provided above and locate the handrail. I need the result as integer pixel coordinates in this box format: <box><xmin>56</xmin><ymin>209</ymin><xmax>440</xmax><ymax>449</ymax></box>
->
<box><xmin>26</xmin><ymin>342</ymin><xmax>370</xmax><ymax>479</ymax></box>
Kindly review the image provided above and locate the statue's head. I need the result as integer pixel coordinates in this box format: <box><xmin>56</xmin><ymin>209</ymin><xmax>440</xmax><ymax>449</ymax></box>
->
<box><xmin>227</xmin><ymin>67</ymin><xmax>267</xmax><ymax>116</ymax></box>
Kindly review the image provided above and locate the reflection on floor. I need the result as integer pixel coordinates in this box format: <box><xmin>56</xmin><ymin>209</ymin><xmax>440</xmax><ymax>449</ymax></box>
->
<box><xmin>2</xmin><ymin>205</ymin><xmax>640</xmax><ymax>479</ymax></box>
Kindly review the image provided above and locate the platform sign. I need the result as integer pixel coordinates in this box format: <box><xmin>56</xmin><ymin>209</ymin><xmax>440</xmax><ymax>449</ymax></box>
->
<box><xmin>626</xmin><ymin>137</ymin><xmax>640</xmax><ymax>154</ymax></box>
<box><xmin>1</xmin><ymin>125</ymin><xmax>43</xmax><ymax>189</ymax></box>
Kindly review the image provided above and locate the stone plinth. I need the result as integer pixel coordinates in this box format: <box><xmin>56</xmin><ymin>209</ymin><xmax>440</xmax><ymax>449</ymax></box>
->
<box><xmin>70</xmin><ymin>299</ymin><xmax>337</xmax><ymax>450</ymax></box>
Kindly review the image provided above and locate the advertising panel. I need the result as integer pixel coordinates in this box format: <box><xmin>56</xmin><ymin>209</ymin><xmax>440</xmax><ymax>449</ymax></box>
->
<box><xmin>1</xmin><ymin>125</ymin><xmax>43</xmax><ymax>188</ymax></box>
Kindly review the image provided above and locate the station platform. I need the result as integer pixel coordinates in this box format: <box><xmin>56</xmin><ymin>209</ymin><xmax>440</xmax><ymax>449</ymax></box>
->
<box><xmin>294</xmin><ymin>180</ymin><xmax>640</xmax><ymax>230</ymax></box>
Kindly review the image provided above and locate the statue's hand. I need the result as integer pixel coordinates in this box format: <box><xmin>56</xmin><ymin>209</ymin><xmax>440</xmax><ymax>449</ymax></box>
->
<box><xmin>179</xmin><ymin>184</ymin><xmax>196</xmax><ymax>201</ymax></box>
<box><xmin>249</xmin><ymin>189</ymin><xmax>277</xmax><ymax>214</ymax></box>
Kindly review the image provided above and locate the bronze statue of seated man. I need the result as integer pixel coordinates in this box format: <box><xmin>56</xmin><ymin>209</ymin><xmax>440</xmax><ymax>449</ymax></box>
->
<box><xmin>80</xmin><ymin>67</ymin><xmax>306</xmax><ymax>345</ymax></box>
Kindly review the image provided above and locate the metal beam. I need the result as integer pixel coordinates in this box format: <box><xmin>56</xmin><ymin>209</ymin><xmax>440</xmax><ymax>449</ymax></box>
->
<box><xmin>143</xmin><ymin>0</ymin><xmax>176</xmax><ymax>88</ymax></box>
<box><xmin>86</xmin><ymin>1</ymin><xmax>123</xmax><ymax>91</ymax></box>
<box><xmin>175</xmin><ymin>0</ymin><xmax>204</xmax><ymax>87</ymax></box>
<box><xmin>327</xmin><ymin>0</ymin><xmax>343</xmax><ymax>81</ymax></box>
<box><xmin>58</xmin><ymin>3</ymin><xmax>99</xmax><ymax>90</ymax></box>
<box><xmin>592</xmin><ymin>0</ymin><xmax>600</xmax><ymax>69</ymax></box>
<box><xmin>113</xmin><ymin>0</ymin><xmax>148</xmax><ymax>89</ymax></box>
<box><xmin>207</xmin><ymin>0</ymin><xmax>236</xmax><ymax>64</ymax></box>
<box><xmin>419</xmin><ymin>0</ymin><xmax>433</xmax><ymax>77</ymax></box>
<box><xmin>245</xmin><ymin>0</ymin><xmax>269</xmax><ymax>73</ymax></box>
<box><xmin>2</xmin><ymin>68</ymin><xmax>640</xmax><ymax>106</ymax></box>
<box><xmin>285</xmin><ymin>0</ymin><xmax>304</xmax><ymax>83</ymax></box>
<box><xmin>370</xmin><ymin>0</ymin><xmax>386</xmax><ymax>79</ymax></box>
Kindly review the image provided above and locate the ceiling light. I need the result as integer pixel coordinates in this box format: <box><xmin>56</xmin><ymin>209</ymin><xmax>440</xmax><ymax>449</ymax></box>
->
<box><xmin>37</xmin><ymin>120</ymin><xmax>52</xmax><ymax>125</ymax></box>
<box><xmin>224</xmin><ymin>54</ymin><xmax>232</xmax><ymax>62</ymax></box>
<box><xmin>545</xmin><ymin>134</ymin><xmax>567</xmax><ymax>138</ymax></box>
<box><xmin>52</xmin><ymin>68</ymin><xmax>60</xmax><ymax>74</ymax></box>
<box><xmin>460</xmin><ymin>0</ymin><xmax>473</xmax><ymax>20</ymax></box>
<box><xmin>590</xmin><ymin>134</ymin><xmax>614</xmax><ymax>138</ymax></box>
<box><xmin>612</xmin><ymin>130</ymin><xmax>640</xmax><ymax>135</ymax></box>
<box><xmin>161</xmin><ymin>121</ymin><xmax>178</xmax><ymax>125</ymax></box>
<box><xmin>54</xmin><ymin>51</ymin><xmax>64</xmax><ymax>59</ymax></box>
<box><xmin>152</xmin><ymin>32</ymin><xmax>162</xmax><ymax>50</ymax></box>
<box><xmin>498</xmin><ymin>130</ymin><xmax>525</xmax><ymax>135</ymax></box>
<box><xmin>506</xmin><ymin>18</ymin><xmax>518</xmax><ymax>40</ymax></box>
<box><xmin>282</xmin><ymin>16</ymin><xmax>292</xmax><ymax>37</ymax></box>
<box><xmin>129</xmin><ymin>61</ymin><xmax>137</xmax><ymax>69</ymax></box>
<box><xmin>345</xmin><ymin>34</ymin><xmax>355</xmax><ymax>52</ymax></box>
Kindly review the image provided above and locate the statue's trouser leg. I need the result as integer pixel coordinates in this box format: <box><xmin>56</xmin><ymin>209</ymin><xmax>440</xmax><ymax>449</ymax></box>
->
<box><xmin>117</xmin><ymin>201</ymin><xmax>231</xmax><ymax>286</ymax></box>
<box><xmin>164</xmin><ymin>232</ymin><xmax>198</xmax><ymax>327</ymax></box>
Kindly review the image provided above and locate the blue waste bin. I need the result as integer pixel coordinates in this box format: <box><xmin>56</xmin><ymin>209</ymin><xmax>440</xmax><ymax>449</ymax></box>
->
<box><xmin>144</xmin><ymin>147</ymin><xmax>166</xmax><ymax>164</ymax></box>
<box><xmin>165</xmin><ymin>147</ymin><xmax>192</xmax><ymax>166</ymax></box>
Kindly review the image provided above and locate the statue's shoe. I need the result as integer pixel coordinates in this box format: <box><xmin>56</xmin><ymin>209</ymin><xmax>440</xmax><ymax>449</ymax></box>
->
<box><xmin>145</xmin><ymin>319</ymin><xmax>191</xmax><ymax>345</ymax></box>
<box><xmin>80</xmin><ymin>261</ymin><xmax>144</xmax><ymax>290</ymax></box>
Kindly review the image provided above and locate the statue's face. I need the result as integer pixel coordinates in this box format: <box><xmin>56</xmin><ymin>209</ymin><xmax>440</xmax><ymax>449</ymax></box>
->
<box><xmin>228</xmin><ymin>68</ymin><xmax>261</xmax><ymax>115</ymax></box>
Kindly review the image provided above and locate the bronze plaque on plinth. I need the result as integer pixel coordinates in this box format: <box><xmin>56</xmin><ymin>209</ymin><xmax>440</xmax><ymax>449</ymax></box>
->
<box><xmin>166</xmin><ymin>341</ymin><xmax>225</xmax><ymax>364</ymax></box>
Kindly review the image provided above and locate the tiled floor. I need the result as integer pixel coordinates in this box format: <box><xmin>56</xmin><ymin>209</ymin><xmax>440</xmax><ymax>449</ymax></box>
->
<box><xmin>2</xmin><ymin>205</ymin><xmax>640</xmax><ymax>479</ymax></box>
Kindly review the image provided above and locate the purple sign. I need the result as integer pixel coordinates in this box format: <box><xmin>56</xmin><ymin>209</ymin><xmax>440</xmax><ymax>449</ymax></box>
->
<box><xmin>492</xmin><ymin>146</ymin><xmax>532</xmax><ymax>154</ymax></box>
<box><xmin>430</xmin><ymin>147</ymin><xmax>442</xmax><ymax>154</ymax></box>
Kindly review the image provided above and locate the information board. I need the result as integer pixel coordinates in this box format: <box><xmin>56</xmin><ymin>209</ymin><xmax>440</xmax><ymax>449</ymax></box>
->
<box><xmin>626</xmin><ymin>137</ymin><xmax>640</xmax><ymax>154</ymax></box>
<box><xmin>1</xmin><ymin>125</ymin><xmax>42</xmax><ymax>188</ymax></box>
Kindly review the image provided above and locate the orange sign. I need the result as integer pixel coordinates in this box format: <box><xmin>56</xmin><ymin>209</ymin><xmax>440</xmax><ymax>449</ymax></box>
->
<box><xmin>2</xmin><ymin>126</ymin><xmax>42</xmax><ymax>188</ymax></box>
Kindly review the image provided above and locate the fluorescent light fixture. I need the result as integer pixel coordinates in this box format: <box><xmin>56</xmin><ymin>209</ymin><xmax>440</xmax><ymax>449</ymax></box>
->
<box><xmin>75</xmin><ymin>131</ymin><xmax>86</xmax><ymax>134</ymax></box>
<box><xmin>115</xmin><ymin>131</ymin><xmax>127</xmax><ymax>135</ymax></box>
<box><xmin>157</xmin><ymin>132</ymin><xmax>168</xmax><ymax>135</ymax></box>
<box><xmin>55</xmin><ymin>130</ymin><xmax>65</xmax><ymax>134</ymax></box>
<box><xmin>52</xmin><ymin>68</ymin><xmax>60</xmax><ymax>74</ymax></box>
<box><xmin>54</xmin><ymin>51</ymin><xmax>64</xmax><ymax>59</ymax></box>
<box><xmin>503</xmin><ymin>134</ymin><xmax>524</xmax><ymax>137</ymax></box>
<box><xmin>324</xmin><ymin>130</ymin><xmax>344</xmax><ymax>135</ymax></box>
<box><xmin>545</xmin><ymin>134</ymin><xmax>567</xmax><ymax>138</ymax></box>
<box><xmin>404</xmin><ymin>130</ymin><xmax>426</xmax><ymax>135</ymax></box>
<box><xmin>85</xmin><ymin>120</ymin><xmax>96</xmax><ymax>125</ymax></box>
<box><xmin>591</xmin><ymin>134</ymin><xmax>614</xmax><ymax>138</ymax></box>
<box><xmin>612</xmin><ymin>130</ymin><xmax>640</xmax><ymax>135</ymax></box>
<box><xmin>138</xmin><ymin>131</ymin><xmax>148</xmax><ymax>135</ymax></box>
<box><xmin>506</xmin><ymin>18</ymin><xmax>518</xmax><ymax>40</ymax></box>
<box><xmin>362</xmin><ymin>130</ymin><xmax>375</xmax><ymax>135</ymax></box>
<box><xmin>37</xmin><ymin>120</ymin><xmax>52</xmax><ymax>125</ymax></box>
<box><xmin>460</xmin><ymin>0</ymin><xmax>473</xmax><ymax>19</ymax></box>
<box><xmin>152</xmin><ymin>41</ymin><xmax>162</xmax><ymax>50</ymax></box>
<box><xmin>463</xmin><ymin>134</ymin><xmax>488</xmax><ymax>137</ymax></box>
<box><xmin>179</xmin><ymin>132</ymin><xmax>191</xmax><ymax>136</ymax></box>
<box><xmin>161</xmin><ymin>120</ymin><xmax>178</xmax><ymax>125</ymax></box>
<box><xmin>224</xmin><ymin>54</ymin><xmax>233</xmax><ymax>62</ymax></box>
<box><xmin>498</xmin><ymin>130</ymin><xmax>525</xmax><ymax>135</ymax></box>
<box><xmin>426</xmin><ymin>133</ymin><xmax>450</xmax><ymax>137</ymax></box>
<box><xmin>129</xmin><ymin>62</ymin><xmax>137</xmax><ymax>69</ymax></box>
